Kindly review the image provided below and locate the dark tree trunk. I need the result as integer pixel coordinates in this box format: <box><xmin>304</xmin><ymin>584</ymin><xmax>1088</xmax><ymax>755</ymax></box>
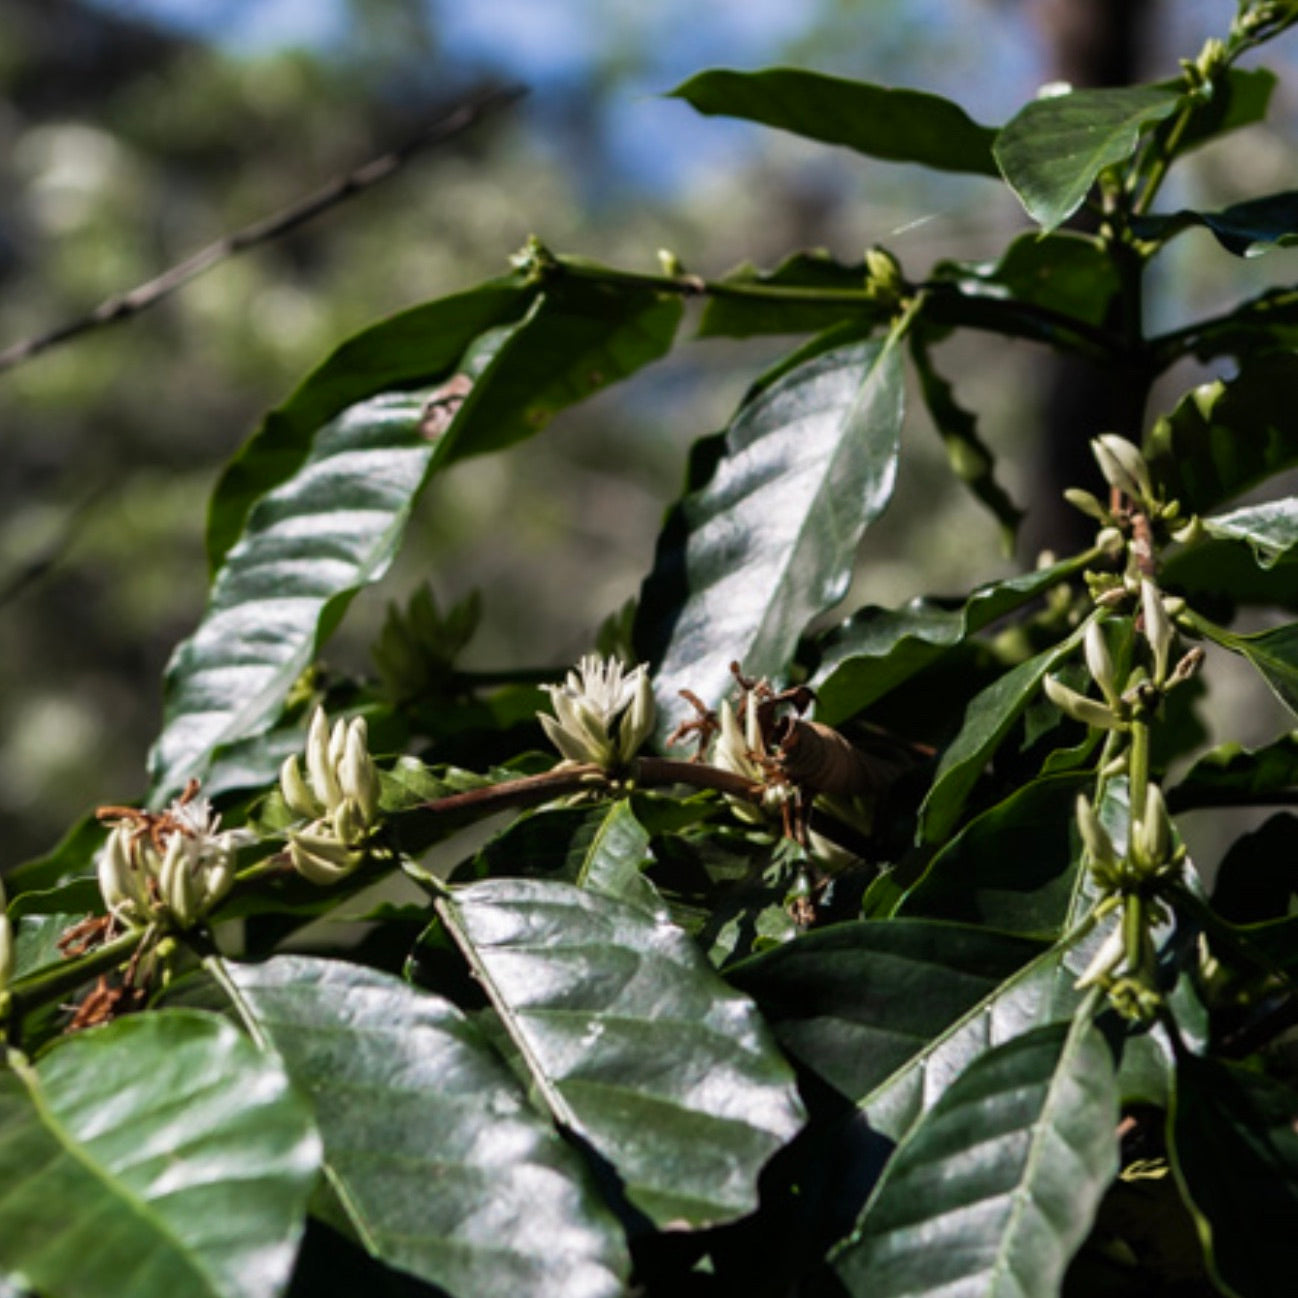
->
<box><xmin>1025</xmin><ymin>0</ymin><xmax>1156</xmax><ymax>556</ymax></box>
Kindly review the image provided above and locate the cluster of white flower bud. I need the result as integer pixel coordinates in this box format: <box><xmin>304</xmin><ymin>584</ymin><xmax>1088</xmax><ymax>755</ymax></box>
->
<box><xmin>279</xmin><ymin>709</ymin><xmax>382</xmax><ymax>885</ymax></box>
<box><xmin>98</xmin><ymin>793</ymin><xmax>242</xmax><ymax>930</ymax></box>
<box><xmin>538</xmin><ymin>655</ymin><xmax>655</xmax><ymax>771</ymax></box>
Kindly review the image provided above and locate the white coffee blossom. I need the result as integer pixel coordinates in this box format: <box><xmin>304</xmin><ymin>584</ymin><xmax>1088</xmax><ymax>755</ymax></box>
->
<box><xmin>539</xmin><ymin>655</ymin><xmax>654</xmax><ymax>769</ymax></box>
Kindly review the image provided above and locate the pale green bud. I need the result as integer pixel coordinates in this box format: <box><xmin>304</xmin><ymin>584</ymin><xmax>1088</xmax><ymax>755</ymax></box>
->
<box><xmin>339</xmin><ymin>720</ymin><xmax>380</xmax><ymax>826</ymax></box>
<box><xmin>1084</xmin><ymin>621</ymin><xmax>1121</xmax><ymax>708</ymax></box>
<box><xmin>1076</xmin><ymin>793</ymin><xmax>1119</xmax><ymax>872</ymax></box>
<box><xmin>1092</xmin><ymin>434</ymin><xmax>1153</xmax><ymax>503</ymax></box>
<box><xmin>1137</xmin><ymin>784</ymin><xmax>1173</xmax><ymax>868</ymax></box>
<box><xmin>617</xmin><ymin>667</ymin><xmax>656</xmax><ymax>764</ymax></box>
<box><xmin>333</xmin><ymin>796</ymin><xmax>366</xmax><ymax>848</ymax></box>
<box><xmin>1044</xmin><ymin>675</ymin><xmax>1124</xmax><ymax>730</ymax></box>
<box><xmin>288</xmin><ymin>825</ymin><xmax>363</xmax><ymax>885</ymax></box>
<box><xmin>98</xmin><ymin>825</ymin><xmax>151</xmax><ymax>927</ymax></box>
<box><xmin>1064</xmin><ymin>487</ymin><xmax>1109</xmax><ymax>523</ymax></box>
<box><xmin>1141</xmin><ymin>579</ymin><xmax>1175</xmax><ymax>686</ymax></box>
<box><xmin>159</xmin><ymin>835</ymin><xmax>199</xmax><ymax>929</ymax></box>
<box><xmin>279</xmin><ymin>753</ymin><xmax>323</xmax><ymax>821</ymax></box>
<box><xmin>306</xmin><ymin>708</ymin><xmax>344</xmax><ymax>814</ymax></box>
<box><xmin>1074</xmin><ymin>919</ymin><xmax>1125</xmax><ymax>990</ymax></box>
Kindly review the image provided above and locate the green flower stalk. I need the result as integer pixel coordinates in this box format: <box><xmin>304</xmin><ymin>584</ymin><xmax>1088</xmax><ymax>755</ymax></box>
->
<box><xmin>280</xmin><ymin>708</ymin><xmax>382</xmax><ymax>885</ymax></box>
<box><xmin>539</xmin><ymin>655</ymin><xmax>654</xmax><ymax>770</ymax></box>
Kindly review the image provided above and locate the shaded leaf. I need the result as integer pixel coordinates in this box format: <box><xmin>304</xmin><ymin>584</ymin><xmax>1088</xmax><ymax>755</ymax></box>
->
<box><xmin>995</xmin><ymin>84</ymin><xmax>1183</xmax><ymax>230</ymax></box>
<box><xmin>832</xmin><ymin>1018</ymin><xmax>1119</xmax><ymax>1298</ymax></box>
<box><xmin>1209</xmin><ymin>812</ymin><xmax>1298</xmax><ymax>924</ymax></box>
<box><xmin>910</xmin><ymin>328</ymin><xmax>1023</xmax><ymax>547</ymax></box>
<box><xmin>636</xmin><ymin>335</ymin><xmax>904</xmax><ymax>740</ymax></box>
<box><xmin>10</xmin><ymin>911</ymin><xmax>82</xmax><ymax>981</ymax></box>
<box><xmin>224</xmin><ymin>956</ymin><xmax>630</xmax><ymax>1298</ymax></box>
<box><xmin>1171</xmin><ymin>1056</ymin><xmax>1298</xmax><ymax>1298</ymax></box>
<box><xmin>670</xmin><ymin>68</ymin><xmax>1000</xmax><ymax>176</ymax></box>
<box><xmin>811</xmin><ymin>551</ymin><xmax>1090</xmax><ymax>725</ymax></box>
<box><xmin>1202</xmin><ymin>619</ymin><xmax>1298</xmax><ymax>720</ymax></box>
<box><xmin>1170</xmin><ymin>734</ymin><xmax>1298</xmax><ymax>812</ymax></box>
<box><xmin>0</xmin><ymin>1011</ymin><xmax>319</xmax><ymax>1298</ymax></box>
<box><xmin>902</xmin><ymin>773</ymin><xmax>1091</xmax><ymax>934</ymax></box>
<box><xmin>1174</xmin><ymin>67</ymin><xmax>1276</xmax><ymax>152</ymax></box>
<box><xmin>1133</xmin><ymin>187</ymin><xmax>1298</xmax><ymax>257</ymax></box>
<box><xmin>1161</xmin><ymin>535</ymin><xmax>1298</xmax><ymax>619</ymax></box>
<box><xmin>1144</xmin><ymin>354</ymin><xmax>1298</xmax><ymax>515</ymax></box>
<box><xmin>431</xmin><ymin>878</ymin><xmax>806</xmax><ymax>1228</ymax></box>
<box><xmin>697</xmin><ymin>251</ymin><xmax>883</xmax><ymax>340</ymax></box>
<box><xmin>726</xmin><ymin>920</ymin><xmax>1048</xmax><ymax>1108</ymax></box>
<box><xmin>918</xmin><ymin>626</ymin><xmax>1085</xmax><ymax>844</ymax></box>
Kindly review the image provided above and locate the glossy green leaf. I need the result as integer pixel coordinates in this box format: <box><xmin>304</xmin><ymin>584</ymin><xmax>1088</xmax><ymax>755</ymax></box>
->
<box><xmin>1170</xmin><ymin>735</ymin><xmax>1298</xmax><ymax>812</ymax></box>
<box><xmin>151</xmin><ymin>282</ymin><xmax>680</xmax><ymax>801</ymax></box>
<box><xmin>994</xmin><ymin>84</ymin><xmax>1183</xmax><ymax>230</ymax></box>
<box><xmin>208</xmin><ymin>278</ymin><xmax>532</xmax><ymax>568</ymax></box>
<box><xmin>10</xmin><ymin>911</ymin><xmax>81</xmax><ymax>981</ymax></box>
<box><xmin>726</xmin><ymin>920</ymin><xmax>1048</xmax><ymax>1108</ymax></box>
<box><xmin>224</xmin><ymin>956</ymin><xmax>630</xmax><ymax>1298</ymax></box>
<box><xmin>0</xmin><ymin>1011</ymin><xmax>319</xmax><ymax>1298</ymax></box>
<box><xmin>917</xmin><ymin>626</ymin><xmax>1085</xmax><ymax>844</ymax></box>
<box><xmin>670</xmin><ymin>68</ymin><xmax>1000</xmax><ymax>176</ymax></box>
<box><xmin>811</xmin><ymin>552</ymin><xmax>1090</xmax><ymax>725</ymax></box>
<box><xmin>902</xmin><ymin>774</ymin><xmax>1091</xmax><ymax>934</ymax></box>
<box><xmin>910</xmin><ymin>329</ymin><xmax>1023</xmax><ymax>547</ymax></box>
<box><xmin>636</xmin><ymin>336</ymin><xmax>904</xmax><ymax>739</ymax></box>
<box><xmin>453</xmin><ymin>801</ymin><xmax>660</xmax><ymax>909</ymax></box>
<box><xmin>1171</xmin><ymin>1056</ymin><xmax>1298</xmax><ymax>1298</ymax></box>
<box><xmin>432</xmin><ymin>878</ymin><xmax>806</xmax><ymax>1228</ymax></box>
<box><xmin>1144</xmin><ymin>355</ymin><xmax>1298</xmax><ymax>515</ymax></box>
<box><xmin>4</xmin><ymin>813</ymin><xmax>104</xmax><ymax>906</ymax></box>
<box><xmin>696</xmin><ymin>251</ymin><xmax>884</xmax><ymax>340</ymax></box>
<box><xmin>1205</xmin><ymin>498</ymin><xmax>1298</xmax><ymax>568</ymax></box>
<box><xmin>832</xmin><ymin>1018</ymin><xmax>1120</xmax><ymax>1298</ymax></box>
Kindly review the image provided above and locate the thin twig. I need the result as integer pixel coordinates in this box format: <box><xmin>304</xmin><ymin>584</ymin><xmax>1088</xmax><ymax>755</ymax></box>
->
<box><xmin>0</xmin><ymin>84</ymin><xmax>526</xmax><ymax>376</ymax></box>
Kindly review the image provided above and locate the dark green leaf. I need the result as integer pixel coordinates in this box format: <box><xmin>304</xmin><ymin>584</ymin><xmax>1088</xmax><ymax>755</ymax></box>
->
<box><xmin>1160</xmin><ymin>284</ymin><xmax>1298</xmax><ymax>366</ymax></box>
<box><xmin>1210</xmin><ymin>812</ymin><xmax>1298</xmax><ymax>923</ymax></box>
<box><xmin>152</xmin><ymin>282</ymin><xmax>679</xmax><ymax>801</ymax></box>
<box><xmin>224</xmin><ymin>956</ymin><xmax>630</xmax><ymax>1298</ymax></box>
<box><xmin>0</xmin><ymin>1011</ymin><xmax>319</xmax><ymax>1298</ymax></box>
<box><xmin>995</xmin><ymin>84</ymin><xmax>1184</xmax><ymax>230</ymax></box>
<box><xmin>726</xmin><ymin>920</ymin><xmax>1048</xmax><ymax>1109</ymax></box>
<box><xmin>1205</xmin><ymin>619</ymin><xmax>1298</xmax><ymax>719</ymax></box>
<box><xmin>10</xmin><ymin>912</ymin><xmax>82</xmax><ymax>981</ymax></box>
<box><xmin>1134</xmin><ymin>188</ymin><xmax>1298</xmax><ymax>257</ymax></box>
<box><xmin>4</xmin><ymin>814</ymin><xmax>104</xmax><ymax>903</ymax></box>
<box><xmin>1144</xmin><ymin>354</ymin><xmax>1298</xmax><ymax>515</ymax></box>
<box><xmin>917</xmin><ymin>627</ymin><xmax>1085</xmax><ymax>844</ymax></box>
<box><xmin>208</xmin><ymin>278</ymin><xmax>532</xmax><ymax>568</ymax></box>
<box><xmin>454</xmin><ymin>801</ymin><xmax>660</xmax><ymax>910</ymax></box>
<box><xmin>1162</xmin><ymin>536</ymin><xmax>1298</xmax><ymax>619</ymax></box>
<box><xmin>670</xmin><ymin>68</ymin><xmax>999</xmax><ymax>176</ymax></box>
<box><xmin>637</xmin><ymin>335</ymin><xmax>904</xmax><ymax>740</ymax></box>
<box><xmin>1205</xmin><ymin>498</ymin><xmax>1298</xmax><ymax>568</ymax></box>
<box><xmin>934</xmin><ymin>231</ymin><xmax>1121</xmax><ymax>328</ymax></box>
<box><xmin>811</xmin><ymin>552</ymin><xmax>1089</xmax><ymax>725</ymax></box>
<box><xmin>1171</xmin><ymin>1056</ymin><xmax>1298</xmax><ymax>1298</ymax></box>
<box><xmin>1170</xmin><ymin>734</ymin><xmax>1298</xmax><ymax>812</ymax></box>
<box><xmin>697</xmin><ymin>251</ymin><xmax>884</xmax><ymax>340</ymax></box>
<box><xmin>432</xmin><ymin>878</ymin><xmax>806</xmax><ymax>1228</ymax></box>
<box><xmin>832</xmin><ymin>1018</ymin><xmax>1119</xmax><ymax>1298</ymax></box>
<box><xmin>910</xmin><ymin>329</ymin><xmax>1023</xmax><ymax>547</ymax></box>
<box><xmin>902</xmin><ymin>774</ymin><xmax>1091</xmax><ymax>934</ymax></box>
<box><xmin>436</xmin><ymin>279</ymin><xmax>684</xmax><ymax>466</ymax></box>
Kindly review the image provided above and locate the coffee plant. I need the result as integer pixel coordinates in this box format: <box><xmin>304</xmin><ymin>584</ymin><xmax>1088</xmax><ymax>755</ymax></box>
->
<box><xmin>6</xmin><ymin>4</ymin><xmax>1298</xmax><ymax>1295</ymax></box>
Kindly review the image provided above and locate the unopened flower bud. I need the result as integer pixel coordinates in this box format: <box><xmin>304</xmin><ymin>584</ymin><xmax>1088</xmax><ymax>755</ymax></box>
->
<box><xmin>1093</xmin><ymin>434</ymin><xmax>1154</xmax><ymax>503</ymax></box>
<box><xmin>1044</xmin><ymin>675</ymin><xmax>1124</xmax><ymax>730</ymax></box>
<box><xmin>288</xmin><ymin>829</ymin><xmax>362</xmax><ymax>885</ymax></box>
<box><xmin>1064</xmin><ymin>487</ymin><xmax>1109</xmax><ymax>523</ymax></box>
<box><xmin>1084</xmin><ymin>620</ymin><xmax>1121</xmax><ymax>708</ymax></box>
<box><xmin>1076</xmin><ymin>793</ymin><xmax>1119</xmax><ymax>871</ymax></box>
<box><xmin>1171</xmin><ymin>516</ymin><xmax>1204</xmax><ymax>546</ymax></box>
<box><xmin>1141</xmin><ymin>579</ymin><xmax>1175</xmax><ymax>686</ymax></box>
<box><xmin>306</xmin><ymin>708</ymin><xmax>344</xmax><ymax>814</ymax></box>
<box><xmin>279</xmin><ymin>753</ymin><xmax>323</xmax><ymax>820</ymax></box>
<box><xmin>1137</xmin><ymin>784</ymin><xmax>1173</xmax><ymax>868</ymax></box>
<box><xmin>1075</xmin><ymin>919</ymin><xmax>1125</xmax><ymax>989</ymax></box>
<box><xmin>339</xmin><ymin>720</ymin><xmax>380</xmax><ymax>826</ymax></box>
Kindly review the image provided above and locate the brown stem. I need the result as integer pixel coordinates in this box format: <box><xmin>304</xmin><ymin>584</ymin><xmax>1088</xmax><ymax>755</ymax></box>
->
<box><xmin>0</xmin><ymin>85</ymin><xmax>525</xmax><ymax>375</ymax></box>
